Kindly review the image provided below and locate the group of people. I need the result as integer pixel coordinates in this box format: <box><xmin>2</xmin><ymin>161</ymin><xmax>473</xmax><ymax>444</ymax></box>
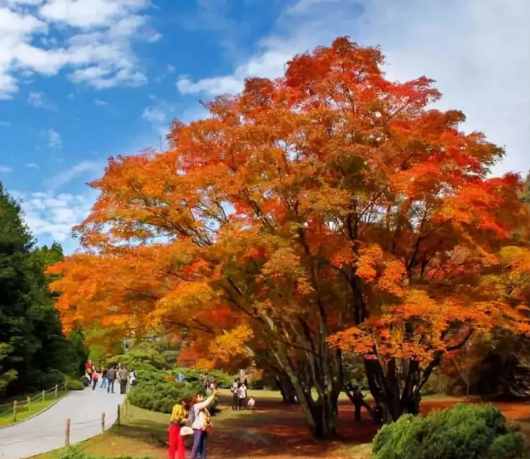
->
<box><xmin>84</xmin><ymin>361</ymin><xmax>136</xmax><ymax>394</ymax></box>
<box><xmin>230</xmin><ymin>379</ymin><xmax>255</xmax><ymax>411</ymax></box>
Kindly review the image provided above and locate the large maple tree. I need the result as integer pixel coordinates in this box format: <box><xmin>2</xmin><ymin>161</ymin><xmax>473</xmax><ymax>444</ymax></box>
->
<box><xmin>49</xmin><ymin>38</ymin><xmax>529</xmax><ymax>436</ymax></box>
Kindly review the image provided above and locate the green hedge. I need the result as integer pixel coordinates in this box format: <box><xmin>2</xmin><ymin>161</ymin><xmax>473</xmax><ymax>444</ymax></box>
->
<box><xmin>128</xmin><ymin>376</ymin><xmax>205</xmax><ymax>414</ymax></box>
<box><xmin>171</xmin><ymin>368</ymin><xmax>233</xmax><ymax>389</ymax></box>
<box><xmin>373</xmin><ymin>403</ymin><xmax>525</xmax><ymax>459</ymax></box>
<box><xmin>66</xmin><ymin>380</ymin><xmax>85</xmax><ymax>391</ymax></box>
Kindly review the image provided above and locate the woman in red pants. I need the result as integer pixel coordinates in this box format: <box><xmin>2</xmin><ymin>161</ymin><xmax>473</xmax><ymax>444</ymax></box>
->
<box><xmin>168</xmin><ymin>399</ymin><xmax>191</xmax><ymax>459</ymax></box>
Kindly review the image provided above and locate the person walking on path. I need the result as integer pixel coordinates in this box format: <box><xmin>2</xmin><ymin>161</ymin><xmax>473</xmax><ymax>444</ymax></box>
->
<box><xmin>100</xmin><ymin>368</ymin><xmax>108</xmax><ymax>389</ymax></box>
<box><xmin>189</xmin><ymin>387</ymin><xmax>217</xmax><ymax>459</ymax></box>
<box><xmin>237</xmin><ymin>383</ymin><xmax>247</xmax><ymax>410</ymax></box>
<box><xmin>118</xmin><ymin>366</ymin><xmax>129</xmax><ymax>394</ymax></box>
<box><xmin>168</xmin><ymin>399</ymin><xmax>190</xmax><ymax>459</ymax></box>
<box><xmin>106</xmin><ymin>366</ymin><xmax>117</xmax><ymax>393</ymax></box>
<box><xmin>92</xmin><ymin>371</ymin><xmax>99</xmax><ymax>390</ymax></box>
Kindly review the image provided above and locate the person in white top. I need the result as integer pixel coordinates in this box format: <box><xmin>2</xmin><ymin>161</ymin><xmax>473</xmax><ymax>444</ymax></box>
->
<box><xmin>237</xmin><ymin>383</ymin><xmax>247</xmax><ymax>410</ymax></box>
<box><xmin>189</xmin><ymin>387</ymin><xmax>217</xmax><ymax>459</ymax></box>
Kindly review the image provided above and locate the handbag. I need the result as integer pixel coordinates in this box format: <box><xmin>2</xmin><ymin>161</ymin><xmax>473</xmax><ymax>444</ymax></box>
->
<box><xmin>180</xmin><ymin>426</ymin><xmax>193</xmax><ymax>436</ymax></box>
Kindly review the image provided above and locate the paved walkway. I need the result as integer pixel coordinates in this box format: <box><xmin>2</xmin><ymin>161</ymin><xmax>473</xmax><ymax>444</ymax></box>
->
<box><xmin>0</xmin><ymin>387</ymin><xmax>125</xmax><ymax>459</ymax></box>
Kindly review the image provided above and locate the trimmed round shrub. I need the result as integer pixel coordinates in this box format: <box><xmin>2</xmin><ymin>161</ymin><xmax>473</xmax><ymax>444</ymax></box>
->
<box><xmin>128</xmin><ymin>375</ymin><xmax>205</xmax><ymax>414</ymax></box>
<box><xmin>373</xmin><ymin>403</ymin><xmax>525</xmax><ymax>459</ymax></box>
<box><xmin>66</xmin><ymin>380</ymin><xmax>85</xmax><ymax>390</ymax></box>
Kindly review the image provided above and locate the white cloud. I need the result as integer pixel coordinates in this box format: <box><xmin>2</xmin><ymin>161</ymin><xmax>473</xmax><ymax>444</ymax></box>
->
<box><xmin>94</xmin><ymin>98</ymin><xmax>108</xmax><ymax>106</ymax></box>
<box><xmin>43</xmin><ymin>128</ymin><xmax>62</xmax><ymax>149</ymax></box>
<box><xmin>177</xmin><ymin>74</ymin><xmax>245</xmax><ymax>96</ymax></box>
<box><xmin>142</xmin><ymin>105</ymin><xmax>166</xmax><ymax>123</ymax></box>
<box><xmin>44</xmin><ymin>160</ymin><xmax>102</xmax><ymax>191</ymax></box>
<box><xmin>14</xmin><ymin>189</ymin><xmax>95</xmax><ymax>244</ymax></box>
<box><xmin>166</xmin><ymin>64</ymin><xmax>175</xmax><ymax>73</ymax></box>
<box><xmin>39</xmin><ymin>0</ymin><xmax>148</xmax><ymax>28</ymax></box>
<box><xmin>0</xmin><ymin>165</ymin><xmax>13</xmax><ymax>173</ymax></box>
<box><xmin>26</xmin><ymin>162</ymin><xmax>40</xmax><ymax>169</ymax></box>
<box><xmin>175</xmin><ymin>0</ymin><xmax>529</xmax><ymax>175</ymax></box>
<box><xmin>28</xmin><ymin>91</ymin><xmax>57</xmax><ymax>110</ymax></box>
<box><xmin>0</xmin><ymin>0</ymin><xmax>156</xmax><ymax>98</ymax></box>
<box><xmin>0</xmin><ymin>121</ymin><xmax>11</xmax><ymax>126</ymax></box>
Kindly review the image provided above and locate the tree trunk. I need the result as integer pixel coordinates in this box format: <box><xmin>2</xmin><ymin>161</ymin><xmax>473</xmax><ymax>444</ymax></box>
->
<box><xmin>276</xmin><ymin>375</ymin><xmax>297</xmax><ymax>404</ymax></box>
<box><xmin>364</xmin><ymin>356</ymin><xmax>426</xmax><ymax>423</ymax></box>
<box><xmin>344</xmin><ymin>382</ymin><xmax>379</xmax><ymax>422</ymax></box>
<box><xmin>271</xmin><ymin>344</ymin><xmax>342</xmax><ymax>439</ymax></box>
<box><xmin>284</xmin><ymin>364</ymin><xmax>341</xmax><ymax>439</ymax></box>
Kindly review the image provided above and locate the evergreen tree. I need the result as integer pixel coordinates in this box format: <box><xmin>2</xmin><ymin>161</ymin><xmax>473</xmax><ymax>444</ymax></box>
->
<box><xmin>0</xmin><ymin>183</ymin><xmax>85</xmax><ymax>396</ymax></box>
<box><xmin>0</xmin><ymin>184</ymin><xmax>40</xmax><ymax>394</ymax></box>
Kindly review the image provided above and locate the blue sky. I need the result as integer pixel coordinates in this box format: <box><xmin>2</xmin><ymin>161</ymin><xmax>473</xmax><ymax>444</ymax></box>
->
<box><xmin>0</xmin><ymin>0</ymin><xmax>528</xmax><ymax>253</ymax></box>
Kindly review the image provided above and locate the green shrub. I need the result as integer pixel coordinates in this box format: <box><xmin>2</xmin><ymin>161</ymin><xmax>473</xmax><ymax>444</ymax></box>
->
<box><xmin>171</xmin><ymin>367</ymin><xmax>233</xmax><ymax>389</ymax></box>
<box><xmin>128</xmin><ymin>373</ymin><xmax>205</xmax><ymax>414</ymax></box>
<box><xmin>66</xmin><ymin>380</ymin><xmax>85</xmax><ymax>391</ymax></box>
<box><xmin>373</xmin><ymin>403</ymin><xmax>525</xmax><ymax>459</ymax></box>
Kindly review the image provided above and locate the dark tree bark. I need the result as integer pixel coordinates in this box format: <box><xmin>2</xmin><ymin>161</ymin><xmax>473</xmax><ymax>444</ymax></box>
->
<box><xmin>276</xmin><ymin>374</ymin><xmax>297</xmax><ymax>404</ymax></box>
<box><xmin>344</xmin><ymin>382</ymin><xmax>379</xmax><ymax>422</ymax></box>
<box><xmin>363</xmin><ymin>330</ymin><xmax>474</xmax><ymax>423</ymax></box>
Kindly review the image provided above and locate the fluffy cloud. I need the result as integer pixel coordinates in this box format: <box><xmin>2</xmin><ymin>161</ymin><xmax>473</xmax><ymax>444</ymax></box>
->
<box><xmin>26</xmin><ymin>162</ymin><xmax>40</xmax><ymax>169</ymax></box>
<box><xmin>0</xmin><ymin>165</ymin><xmax>13</xmax><ymax>173</ymax></box>
<box><xmin>176</xmin><ymin>0</ymin><xmax>529</xmax><ymax>175</ymax></box>
<box><xmin>28</xmin><ymin>91</ymin><xmax>57</xmax><ymax>110</ymax></box>
<box><xmin>142</xmin><ymin>105</ymin><xmax>166</xmax><ymax>123</ymax></box>
<box><xmin>14</xmin><ymin>190</ymin><xmax>95</xmax><ymax>244</ymax></box>
<box><xmin>12</xmin><ymin>158</ymin><xmax>105</xmax><ymax>249</ymax></box>
<box><xmin>0</xmin><ymin>0</ymin><xmax>155</xmax><ymax>98</ymax></box>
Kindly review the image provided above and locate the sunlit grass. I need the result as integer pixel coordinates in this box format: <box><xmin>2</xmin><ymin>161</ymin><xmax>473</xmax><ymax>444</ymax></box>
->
<box><xmin>0</xmin><ymin>391</ymin><xmax>68</xmax><ymax>428</ymax></box>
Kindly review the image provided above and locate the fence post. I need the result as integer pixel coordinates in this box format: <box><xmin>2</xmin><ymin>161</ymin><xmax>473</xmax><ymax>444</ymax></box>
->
<box><xmin>27</xmin><ymin>396</ymin><xmax>30</xmax><ymax>408</ymax></box>
<box><xmin>101</xmin><ymin>412</ymin><xmax>105</xmax><ymax>434</ymax></box>
<box><xmin>55</xmin><ymin>384</ymin><xmax>58</xmax><ymax>397</ymax></box>
<box><xmin>117</xmin><ymin>404</ymin><xmax>121</xmax><ymax>427</ymax></box>
<box><xmin>13</xmin><ymin>400</ymin><xmax>17</xmax><ymax>422</ymax></box>
<box><xmin>65</xmin><ymin>419</ymin><xmax>71</xmax><ymax>447</ymax></box>
<box><xmin>42</xmin><ymin>389</ymin><xmax>45</xmax><ymax>402</ymax></box>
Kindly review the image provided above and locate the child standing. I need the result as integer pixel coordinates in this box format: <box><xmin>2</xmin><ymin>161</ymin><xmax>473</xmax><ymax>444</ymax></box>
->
<box><xmin>247</xmin><ymin>396</ymin><xmax>256</xmax><ymax>411</ymax></box>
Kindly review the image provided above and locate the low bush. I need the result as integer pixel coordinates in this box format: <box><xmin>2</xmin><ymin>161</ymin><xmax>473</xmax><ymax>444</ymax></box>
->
<box><xmin>128</xmin><ymin>376</ymin><xmax>205</xmax><ymax>413</ymax></box>
<box><xmin>66</xmin><ymin>380</ymin><xmax>85</xmax><ymax>391</ymax></box>
<box><xmin>372</xmin><ymin>403</ymin><xmax>525</xmax><ymax>459</ymax></box>
<box><xmin>171</xmin><ymin>368</ymin><xmax>233</xmax><ymax>389</ymax></box>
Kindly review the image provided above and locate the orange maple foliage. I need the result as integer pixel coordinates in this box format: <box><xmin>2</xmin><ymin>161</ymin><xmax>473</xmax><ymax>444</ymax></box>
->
<box><xmin>48</xmin><ymin>37</ymin><xmax>529</xmax><ymax>433</ymax></box>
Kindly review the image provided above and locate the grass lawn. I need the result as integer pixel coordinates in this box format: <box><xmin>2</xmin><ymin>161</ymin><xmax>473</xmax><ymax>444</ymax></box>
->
<box><xmin>28</xmin><ymin>390</ymin><xmax>530</xmax><ymax>459</ymax></box>
<box><xmin>0</xmin><ymin>391</ymin><xmax>68</xmax><ymax>428</ymax></box>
